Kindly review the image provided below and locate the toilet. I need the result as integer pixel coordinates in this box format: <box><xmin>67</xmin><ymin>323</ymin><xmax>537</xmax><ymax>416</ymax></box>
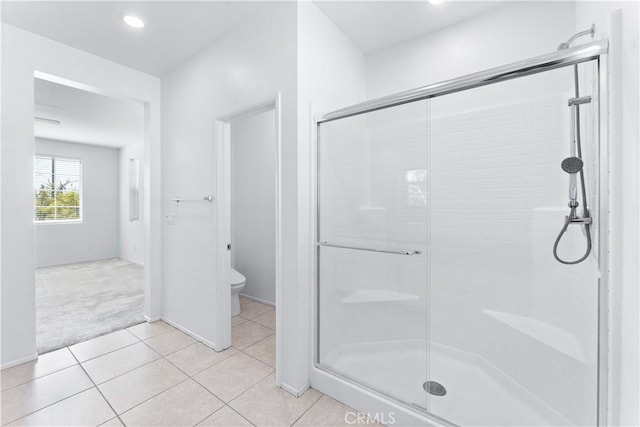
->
<box><xmin>230</xmin><ymin>268</ymin><xmax>246</xmax><ymax>316</ymax></box>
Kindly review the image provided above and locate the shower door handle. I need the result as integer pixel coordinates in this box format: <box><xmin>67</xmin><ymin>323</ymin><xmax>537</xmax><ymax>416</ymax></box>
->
<box><xmin>317</xmin><ymin>241</ymin><xmax>421</xmax><ymax>255</ymax></box>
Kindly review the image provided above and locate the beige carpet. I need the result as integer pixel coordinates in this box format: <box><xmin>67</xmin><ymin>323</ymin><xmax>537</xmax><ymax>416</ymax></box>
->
<box><xmin>36</xmin><ymin>258</ymin><xmax>144</xmax><ymax>354</ymax></box>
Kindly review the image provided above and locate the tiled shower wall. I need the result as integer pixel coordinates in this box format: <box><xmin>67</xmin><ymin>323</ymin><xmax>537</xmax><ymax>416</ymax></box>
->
<box><xmin>428</xmin><ymin>92</ymin><xmax>599</xmax><ymax>425</ymax></box>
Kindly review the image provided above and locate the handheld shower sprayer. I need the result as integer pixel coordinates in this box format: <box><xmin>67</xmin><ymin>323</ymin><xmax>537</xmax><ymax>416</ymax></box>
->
<box><xmin>552</xmin><ymin>68</ymin><xmax>593</xmax><ymax>265</ymax></box>
<box><xmin>561</xmin><ymin>156</ymin><xmax>583</xmax><ymax>208</ymax></box>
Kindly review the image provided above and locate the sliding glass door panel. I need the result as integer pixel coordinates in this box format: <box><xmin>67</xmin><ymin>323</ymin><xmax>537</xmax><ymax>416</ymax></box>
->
<box><xmin>427</xmin><ymin>63</ymin><xmax>600</xmax><ymax>426</ymax></box>
<box><xmin>317</xmin><ymin>101</ymin><xmax>429</xmax><ymax>410</ymax></box>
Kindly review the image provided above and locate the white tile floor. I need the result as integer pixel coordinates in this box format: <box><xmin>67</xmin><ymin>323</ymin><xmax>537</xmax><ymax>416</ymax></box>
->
<box><xmin>1</xmin><ymin>297</ymin><xmax>363</xmax><ymax>427</ymax></box>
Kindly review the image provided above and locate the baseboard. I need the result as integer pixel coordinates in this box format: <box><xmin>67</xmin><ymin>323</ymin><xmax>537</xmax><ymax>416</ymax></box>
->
<box><xmin>143</xmin><ymin>315</ymin><xmax>161</xmax><ymax>322</ymax></box>
<box><xmin>36</xmin><ymin>256</ymin><xmax>133</xmax><ymax>269</ymax></box>
<box><xmin>118</xmin><ymin>257</ymin><xmax>144</xmax><ymax>267</ymax></box>
<box><xmin>279</xmin><ymin>380</ymin><xmax>310</xmax><ymax>397</ymax></box>
<box><xmin>161</xmin><ymin>317</ymin><xmax>220</xmax><ymax>351</ymax></box>
<box><xmin>2</xmin><ymin>352</ymin><xmax>38</xmax><ymax>370</ymax></box>
<box><xmin>239</xmin><ymin>293</ymin><xmax>275</xmax><ymax>307</ymax></box>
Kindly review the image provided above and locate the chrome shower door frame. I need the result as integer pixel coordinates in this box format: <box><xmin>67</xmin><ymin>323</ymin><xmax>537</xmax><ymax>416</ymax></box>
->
<box><xmin>312</xmin><ymin>40</ymin><xmax>610</xmax><ymax>426</ymax></box>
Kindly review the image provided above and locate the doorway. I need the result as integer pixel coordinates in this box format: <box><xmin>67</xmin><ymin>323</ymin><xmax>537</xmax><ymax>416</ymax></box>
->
<box><xmin>34</xmin><ymin>76</ymin><xmax>147</xmax><ymax>353</ymax></box>
<box><xmin>216</xmin><ymin>95</ymin><xmax>282</xmax><ymax>379</ymax></box>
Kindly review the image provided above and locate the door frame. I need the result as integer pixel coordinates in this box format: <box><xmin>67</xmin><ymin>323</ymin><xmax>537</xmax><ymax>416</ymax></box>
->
<box><xmin>32</xmin><ymin>71</ymin><xmax>161</xmax><ymax>337</ymax></box>
<box><xmin>214</xmin><ymin>94</ymin><xmax>282</xmax><ymax>383</ymax></box>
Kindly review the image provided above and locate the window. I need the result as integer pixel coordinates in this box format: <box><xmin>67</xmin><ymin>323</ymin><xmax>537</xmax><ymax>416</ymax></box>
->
<box><xmin>406</xmin><ymin>169</ymin><xmax>427</xmax><ymax>206</ymax></box>
<box><xmin>34</xmin><ymin>156</ymin><xmax>82</xmax><ymax>222</ymax></box>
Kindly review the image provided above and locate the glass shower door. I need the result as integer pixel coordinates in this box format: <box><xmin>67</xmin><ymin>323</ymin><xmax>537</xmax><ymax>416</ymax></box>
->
<box><xmin>317</xmin><ymin>60</ymin><xmax>601</xmax><ymax>426</ymax></box>
<box><xmin>426</xmin><ymin>63</ymin><xmax>600</xmax><ymax>426</ymax></box>
<box><xmin>317</xmin><ymin>100</ymin><xmax>430</xmax><ymax>411</ymax></box>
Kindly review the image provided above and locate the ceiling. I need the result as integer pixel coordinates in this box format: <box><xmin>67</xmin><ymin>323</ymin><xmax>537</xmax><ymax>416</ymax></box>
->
<box><xmin>2</xmin><ymin>1</ymin><xmax>503</xmax><ymax>76</ymax></box>
<box><xmin>1</xmin><ymin>1</ymin><xmax>268</xmax><ymax>76</ymax></box>
<box><xmin>314</xmin><ymin>1</ymin><xmax>503</xmax><ymax>55</ymax></box>
<box><xmin>35</xmin><ymin>78</ymin><xmax>144</xmax><ymax>148</ymax></box>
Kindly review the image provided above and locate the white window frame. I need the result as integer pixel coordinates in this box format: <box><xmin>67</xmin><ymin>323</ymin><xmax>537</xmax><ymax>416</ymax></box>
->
<box><xmin>34</xmin><ymin>154</ymin><xmax>83</xmax><ymax>224</ymax></box>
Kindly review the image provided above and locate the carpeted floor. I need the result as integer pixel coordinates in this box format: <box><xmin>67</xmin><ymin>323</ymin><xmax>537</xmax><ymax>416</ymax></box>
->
<box><xmin>36</xmin><ymin>258</ymin><xmax>144</xmax><ymax>354</ymax></box>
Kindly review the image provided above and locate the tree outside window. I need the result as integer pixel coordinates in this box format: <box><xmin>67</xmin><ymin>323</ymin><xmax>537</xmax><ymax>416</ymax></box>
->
<box><xmin>34</xmin><ymin>156</ymin><xmax>82</xmax><ymax>221</ymax></box>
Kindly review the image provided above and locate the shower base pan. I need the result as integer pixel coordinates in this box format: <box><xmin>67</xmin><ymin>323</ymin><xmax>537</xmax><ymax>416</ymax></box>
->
<box><xmin>321</xmin><ymin>339</ymin><xmax>574</xmax><ymax>426</ymax></box>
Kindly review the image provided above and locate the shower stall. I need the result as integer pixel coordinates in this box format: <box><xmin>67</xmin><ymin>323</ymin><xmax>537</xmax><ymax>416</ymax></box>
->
<box><xmin>313</xmin><ymin>39</ymin><xmax>608</xmax><ymax>426</ymax></box>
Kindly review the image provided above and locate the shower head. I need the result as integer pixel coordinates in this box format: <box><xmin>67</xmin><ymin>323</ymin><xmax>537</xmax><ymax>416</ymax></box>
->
<box><xmin>557</xmin><ymin>24</ymin><xmax>595</xmax><ymax>50</ymax></box>
<box><xmin>561</xmin><ymin>157</ymin><xmax>583</xmax><ymax>174</ymax></box>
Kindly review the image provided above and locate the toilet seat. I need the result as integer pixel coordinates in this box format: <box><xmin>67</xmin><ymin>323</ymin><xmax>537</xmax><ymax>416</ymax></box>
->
<box><xmin>230</xmin><ymin>268</ymin><xmax>246</xmax><ymax>286</ymax></box>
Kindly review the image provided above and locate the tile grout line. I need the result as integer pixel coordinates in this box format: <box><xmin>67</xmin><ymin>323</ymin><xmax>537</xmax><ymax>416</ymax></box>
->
<box><xmin>91</xmin><ymin>328</ymin><xmax>223</xmax><ymax>425</ymax></box>
<box><xmin>0</xmin><ymin>348</ymin><xmax>79</xmax><ymax>392</ymax></box>
<box><xmin>220</xmin><ymin>318</ymin><xmax>278</xmax><ymax>408</ymax></box>
<box><xmin>171</xmin><ymin>351</ymin><xmax>240</xmax><ymax>404</ymax></box>
<box><xmin>231</xmin><ymin>306</ymin><xmax>327</xmax><ymax>426</ymax></box>
<box><xmin>240</xmin><ymin>315</ymin><xmax>276</xmax><ymax>331</ymax></box>
<box><xmin>289</xmin><ymin>392</ymin><xmax>325</xmax><ymax>427</ymax></box>
<box><xmin>86</xmin><ymin>347</ymin><xmax>163</xmax><ymax>387</ymax></box>
<box><xmin>231</xmin><ymin>317</ymin><xmax>276</xmax><ymax>354</ymax></box>
<box><xmin>190</xmin><ymin>406</ymin><xmax>226</xmax><ymax>427</ymax></box>
<box><xmin>4</xmin><ymin>324</ymin><xmax>183</xmax><ymax>426</ymax></box>
<box><xmin>234</xmin><ymin>334</ymin><xmax>275</xmax><ymax>354</ymax></box>
<box><xmin>140</xmin><ymin>337</ymin><xmax>250</xmax><ymax>416</ymax></box>
<box><xmin>70</xmin><ymin>337</ymin><xmax>142</xmax><ymax>365</ymax></box>
<box><xmin>197</xmin><ymin>313</ymin><xmax>277</xmax><ymax>407</ymax></box>
<box><xmin>235</xmin><ymin>339</ymin><xmax>276</xmax><ymax>369</ymax></box>
<box><xmin>238</xmin><ymin>329</ymin><xmax>276</xmax><ymax>347</ymax></box>
<box><xmin>127</xmin><ymin>324</ymin><xmax>177</xmax><ymax>342</ymax></box>
<box><xmin>166</xmin><ymin>346</ymin><xmax>239</xmax><ymax>379</ymax></box>
<box><xmin>68</xmin><ymin>346</ymin><xmax>126</xmax><ymax>427</ymax></box>
<box><xmin>240</xmin><ymin>312</ymin><xmax>275</xmax><ymax>324</ymax></box>
<box><xmin>189</xmin><ymin>403</ymin><xmax>254</xmax><ymax>427</ymax></box>
<box><xmin>4</xmin><ymin>316</ymin><xmax>283</xmax><ymax>427</ymax></box>
<box><xmin>230</xmin><ymin>307</ymin><xmax>279</xmax><ymax>409</ymax></box>
<box><xmin>150</xmin><ymin>342</ymin><xmax>255</xmax><ymax>426</ymax></box>
<box><xmin>116</xmin><ymin>377</ymin><xmax>193</xmax><ymax>424</ymax></box>
<box><xmin>224</xmin><ymin>404</ymin><xmax>258</xmax><ymax>427</ymax></box>
<box><xmin>141</xmin><ymin>336</ymin><xmax>200</xmax><ymax>359</ymax></box>
<box><xmin>220</xmin><ymin>360</ymin><xmax>321</xmax><ymax>427</ymax></box>
<box><xmin>225</xmin><ymin>370</ymin><xmax>275</xmax><ymax>409</ymax></box>
<box><xmin>0</xmin><ymin>370</ymin><xmax>94</xmax><ymax>426</ymax></box>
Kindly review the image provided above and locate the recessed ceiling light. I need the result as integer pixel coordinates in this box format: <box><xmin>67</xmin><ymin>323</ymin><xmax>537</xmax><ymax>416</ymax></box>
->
<box><xmin>428</xmin><ymin>0</ymin><xmax>446</xmax><ymax>4</ymax></box>
<box><xmin>123</xmin><ymin>15</ymin><xmax>145</xmax><ymax>29</ymax></box>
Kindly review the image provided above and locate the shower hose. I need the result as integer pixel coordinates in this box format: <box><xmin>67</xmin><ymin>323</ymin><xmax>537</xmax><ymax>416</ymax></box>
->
<box><xmin>552</xmin><ymin>65</ymin><xmax>593</xmax><ymax>265</ymax></box>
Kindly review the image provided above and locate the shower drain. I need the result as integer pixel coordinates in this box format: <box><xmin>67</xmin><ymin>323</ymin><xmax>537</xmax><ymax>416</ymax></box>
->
<box><xmin>423</xmin><ymin>381</ymin><xmax>447</xmax><ymax>396</ymax></box>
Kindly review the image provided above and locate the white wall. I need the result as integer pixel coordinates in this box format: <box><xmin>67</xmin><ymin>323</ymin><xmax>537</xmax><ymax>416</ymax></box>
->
<box><xmin>34</xmin><ymin>138</ymin><xmax>119</xmax><ymax>267</ymax></box>
<box><xmin>119</xmin><ymin>141</ymin><xmax>145</xmax><ymax>265</ymax></box>
<box><xmin>1</xmin><ymin>24</ymin><xmax>161</xmax><ymax>367</ymax></box>
<box><xmin>366</xmin><ymin>1</ymin><xmax>576</xmax><ymax>100</ymax></box>
<box><xmin>160</xmin><ymin>1</ymin><xmax>299</xmax><ymax>387</ymax></box>
<box><xmin>574</xmin><ymin>2</ymin><xmax>640</xmax><ymax>426</ymax></box>
<box><xmin>297</xmin><ymin>0</ymin><xmax>368</xmax><ymax>398</ymax></box>
<box><xmin>231</xmin><ymin>110</ymin><xmax>276</xmax><ymax>304</ymax></box>
<box><xmin>161</xmin><ymin>0</ymin><xmax>368</xmax><ymax>395</ymax></box>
